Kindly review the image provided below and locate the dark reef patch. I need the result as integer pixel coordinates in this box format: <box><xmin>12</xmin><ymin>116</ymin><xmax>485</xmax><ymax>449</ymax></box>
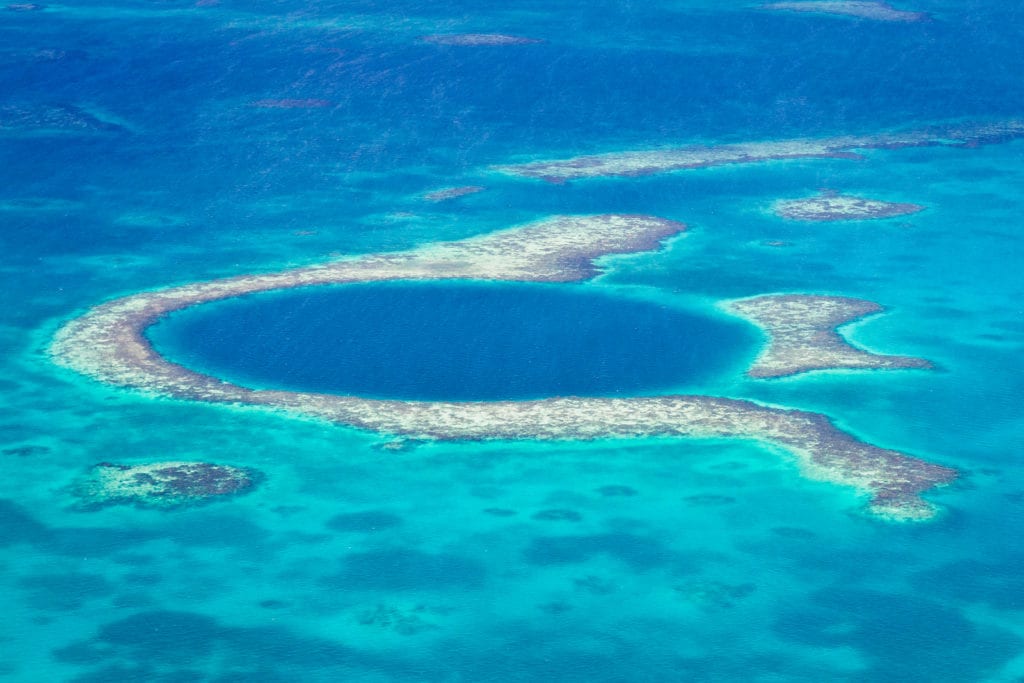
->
<box><xmin>154</xmin><ymin>512</ymin><xmax>269</xmax><ymax>548</ymax></box>
<box><xmin>771</xmin><ymin>526</ymin><xmax>818</xmax><ymax>540</ymax></box>
<box><xmin>532</xmin><ymin>509</ymin><xmax>583</xmax><ymax>522</ymax></box>
<box><xmin>0</xmin><ymin>499</ymin><xmax>50</xmax><ymax>546</ymax></box>
<box><xmin>910</xmin><ymin>558</ymin><xmax>1024</xmax><ymax>611</ymax></box>
<box><xmin>573</xmin><ymin>575</ymin><xmax>618</xmax><ymax>595</ymax></box>
<box><xmin>524</xmin><ymin>533</ymin><xmax>672</xmax><ymax>570</ymax></box>
<box><xmin>2</xmin><ymin>443</ymin><xmax>49</xmax><ymax>457</ymax></box>
<box><xmin>326</xmin><ymin>548</ymin><xmax>486</xmax><ymax>590</ymax></box>
<box><xmin>683</xmin><ymin>494</ymin><xmax>736</xmax><ymax>506</ymax></box>
<box><xmin>483</xmin><ymin>507</ymin><xmax>517</xmax><ymax>517</ymax></box>
<box><xmin>539</xmin><ymin>601</ymin><xmax>573</xmax><ymax>614</ymax></box>
<box><xmin>20</xmin><ymin>572</ymin><xmax>115</xmax><ymax>611</ymax></box>
<box><xmin>674</xmin><ymin>581</ymin><xmax>755</xmax><ymax>610</ymax></box>
<box><xmin>326</xmin><ymin>510</ymin><xmax>403</xmax><ymax>533</ymax></box>
<box><xmin>595</xmin><ymin>485</ymin><xmax>637</xmax><ymax>497</ymax></box>
<box><xmin>58</xmin><ymin>609</ymin><xmax>418</xmax><ymax>681</ymax></box>
<box><xmin>356</xmin><ymin>604</ymin><xmax>439</xmax><ymax>635</ymax></box>
<box><xmin>774</xmin><ymin>588</ymin><xmax>1022</xmax><ymax>682</ymax></box>
<box><xmin>121</xmin><ymin>572</ymin><xmax>161</xmax><ymax>586</ymax></box>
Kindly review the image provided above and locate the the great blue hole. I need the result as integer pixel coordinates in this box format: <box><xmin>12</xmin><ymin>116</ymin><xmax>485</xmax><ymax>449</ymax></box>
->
<box><xmin>147</xmin><ymin>282</ymin><xmax>755</xmax><ymax>401</ymax></box>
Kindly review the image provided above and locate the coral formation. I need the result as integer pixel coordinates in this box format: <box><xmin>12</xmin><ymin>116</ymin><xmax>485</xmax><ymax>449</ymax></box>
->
<box><xmin>495</xmin><ymin>120</ymin><xmax>1024</xmax><ymax>182</ymax></box>
<box><xmin>772</xmin><ymin>192</ymin><xmax>924</xmax><ymax>221</ymax></box>
<box><xmin>726</xmin><ymin>294</ymin><xmax>933</xmax><ymax>378</ymax></box>
<box><xmin>74</xmin><ymin>461</ymin><xmax>258</xmax><ymax>508</ymax></box>
<box><xmin>422</xmin><ymin>186</ymin><xmax>485</xmax><ymax>202</ymax></box>
<box><xmin>419</xmin><ymin>34</ymin><xmax>540</xmax><ymax>46</ymax></box>
<box><xmin>760</xmin><ymin>1</ymin><xmax>927</xmax><ymax>22</ymax></box>
<box><xmin>50</xmin><ymin>214</ymin><xmax>955</xmax><ymax>520</ymax></box>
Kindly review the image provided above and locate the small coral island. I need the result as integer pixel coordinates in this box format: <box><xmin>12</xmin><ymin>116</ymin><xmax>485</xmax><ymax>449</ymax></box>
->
<box><xmin>772</xmin><ymin>192</ymin><xmax>924</xmax><ymax>221</ymax></box>
<box><xmin>74</xmin><ymin>461</ymin><xmax>258</xmax><ymax>509</ymax></box>
<box><xmin>727</xmin><ymin>295</ymin><xmax>933</xmax><ymax>378</ymax></box>
<box><xmin>760</xmin><ymin>1</ymin><xmax>927</xmax><ymax>22</ymax></box>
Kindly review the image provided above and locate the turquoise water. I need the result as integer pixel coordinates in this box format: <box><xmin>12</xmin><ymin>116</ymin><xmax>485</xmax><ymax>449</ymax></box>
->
<box><xmin>3</xmin><ymin>1</ymin><xmax>1024</xmax><ymax>681</ymax></box>
<box><xmin>148</xmin><ymin>282</ymin><xmax>756</xmax><ymax>400</ymax></box>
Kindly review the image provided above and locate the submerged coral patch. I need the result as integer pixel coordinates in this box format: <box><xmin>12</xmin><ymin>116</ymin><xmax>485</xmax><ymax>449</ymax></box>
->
<box><xmin>532</xmin><ymin>509</ymin><xmax>583</xmax><ymax>522</ymax></box>
<box><xmin>74</xmin><ymin>461</ymin><xmax>258</xmax><ymax>509</ymax></box>
<box><xmin>422</xmin><ymin>186</ymin><xmax>485</xmax><ymax>202</ymax></box>
<box><xmin>495</xmin><ymin>120</ymin><xmax>1024</xmax><ymax>182</ymax></box>
<box><xmin>419</xmin><ymin>34</ymin><xmax>540</xmax><ymax>46</ymax></box>
<box><xmin>595</xmin><ymin>485</ymin><xmax>638</xmax><ymax>497</ymax></box>
<box><xmin>760</xmin><ymin>1</ymin><xmax>927</xmax><ymax>22</ymax></box>
<box><xmin>772</xmin><ymin>192</ymin><xmax>924</xmax><ymax>221</ymax></box>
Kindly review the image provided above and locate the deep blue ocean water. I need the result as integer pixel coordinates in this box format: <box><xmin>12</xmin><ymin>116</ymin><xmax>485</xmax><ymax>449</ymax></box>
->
<box><xmin>148</xmin><ymin>282</ymin><xmax>755</xmax><ymax>400</ymax></box>
<box><xmin>3</xmin><ymin>1</ymin><xmax>1024</xmax><ymax>681</ymax></box>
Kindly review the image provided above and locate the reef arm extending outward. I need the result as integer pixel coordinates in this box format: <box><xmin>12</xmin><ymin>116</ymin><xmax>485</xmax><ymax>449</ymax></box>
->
<box><xmin>265</xmin><ymin>393</ymin><xmax>954</xmax><ymax>521</ymax></box>
<box><xmin>758</xmin><ymin>1</ymin><xmax>928</xmax><ymax>22</ymax></box>
<box><xmin>494</xmin><ymin>120</ymin><xmax>1024</xmax><ymax>182</ymax></box>
<box><xmin>726</xmin><ymin>295</ymin><xmax>933</xmax><ymax>378</ymax></box>
<box><xmin>49</xmin><ymin>214</ymin><xmax>956</xmax><ymax>521</ymax></box>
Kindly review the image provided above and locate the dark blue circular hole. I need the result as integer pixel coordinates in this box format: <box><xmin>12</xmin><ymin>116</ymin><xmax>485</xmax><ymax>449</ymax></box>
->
<box><xmin>149</xmin><ymin>282</ymin><xmax>755</xmax><ymax>401</ymax></box>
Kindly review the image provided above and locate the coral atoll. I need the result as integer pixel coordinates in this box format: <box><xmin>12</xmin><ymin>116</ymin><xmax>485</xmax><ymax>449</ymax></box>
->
<box><xmin>50</xmin><ymin>214</ymin><xmax>955</xmax><ymax>520</ymax></box>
